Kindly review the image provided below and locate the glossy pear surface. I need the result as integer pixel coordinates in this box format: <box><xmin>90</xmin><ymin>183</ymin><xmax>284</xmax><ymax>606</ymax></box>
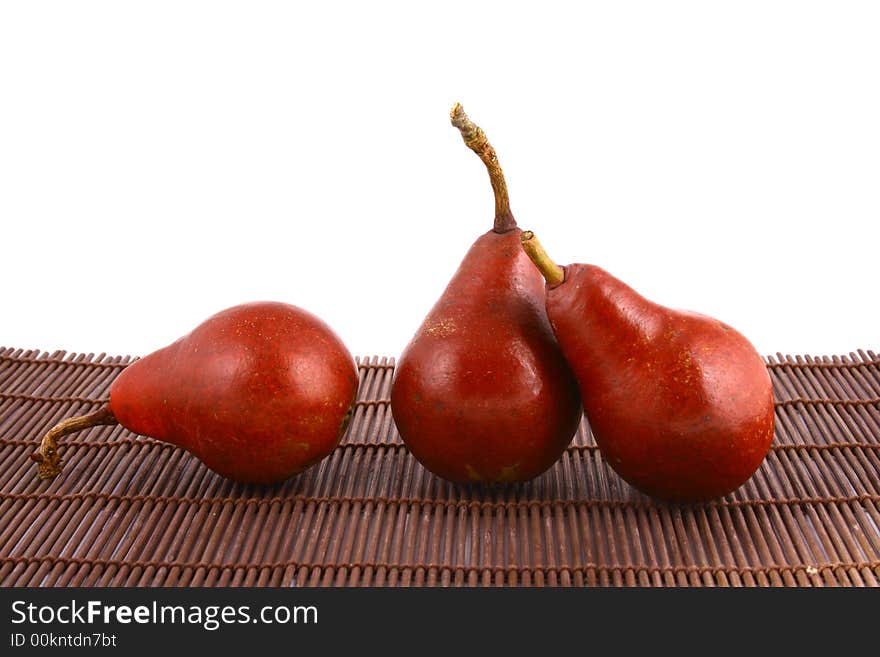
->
<box><xmin>546</xmin><ymin>264</ymin><xmax>774</xmax><ymax>501</ymax></box>
<box><xmin>110</xmin><ymin>301</ymin><xmax>358</xmax><ymax>484</ymax></box>
<box><xmin>391</xmin><ymin>230</ymin><xmax>583</xmax><ymax>483</ymax></box>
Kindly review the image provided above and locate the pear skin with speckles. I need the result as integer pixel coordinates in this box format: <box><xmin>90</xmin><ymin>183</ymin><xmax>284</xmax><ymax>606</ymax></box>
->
<box><xmin>390</xmin><ymin>229</ymin><xmax>582</xmax><ymax>484</ymax></box>
<box><xmin>542</xmin><ymin>263</ymin><xmax>774</xmax><ymax>502</ymax></box>
<box><xmin>110</xmin><ymin>302</ymin><xmax>358</xmax><ymax>484</ymax></box>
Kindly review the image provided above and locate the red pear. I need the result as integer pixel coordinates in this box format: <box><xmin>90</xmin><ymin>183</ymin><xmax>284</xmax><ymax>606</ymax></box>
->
<box><xmin>390</xmin><ymin>105</ymin><xmax>582</xmax><ymax>484</ymax></box>
<box><xmin>33</xmin><ymin>301</ymin><xmax>358</xmax><ymax>485</ymax></box>
<box><xmin>521</xmin><ymin>231</ymin><xmax>774</xmax><ymax>502</ymax></box>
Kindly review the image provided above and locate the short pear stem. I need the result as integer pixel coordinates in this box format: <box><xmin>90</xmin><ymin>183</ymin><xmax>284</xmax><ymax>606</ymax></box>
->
<box><xmin>31</xmin><ymin>406</ymin><xmax>118</xmax><ymax>480</ymax></box>
<box><xmin>450</xmin><ymin>103</ymin><xmax>516</xmax><ymax>233</ymax></box>
<box><xmin>520</xmin><ymin>231</ymin><xmax>565</xmax><ymax>286</ymax></box>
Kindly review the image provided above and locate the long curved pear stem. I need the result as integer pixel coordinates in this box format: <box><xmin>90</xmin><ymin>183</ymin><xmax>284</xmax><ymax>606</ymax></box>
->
<box><xmin>31</xmin><ymin>406</ymin><xmax>118</xmax><ymax>480</ymax></box>
<box><xmin>520</xmin><ymin>231</ymin><xmax>565</xmax><ymax>286</ymax></box>
<box><xmin>450</xmin><ymin>103</ymin><xmax>516</xmax><ymax>233</ymax></box>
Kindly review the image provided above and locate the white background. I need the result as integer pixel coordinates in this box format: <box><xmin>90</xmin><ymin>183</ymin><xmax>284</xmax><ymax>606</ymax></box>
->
<box><xmin>1</xmin><ymin>1</ymin><xmax>877</xmax><ymax>360</ymax></box>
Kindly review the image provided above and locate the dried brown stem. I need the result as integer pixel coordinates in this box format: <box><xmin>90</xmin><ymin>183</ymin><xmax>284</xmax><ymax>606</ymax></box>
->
<box><xmin>450</xmin><ymin>102</ymin><xmax>516</xmax><ymax>233</ymax></box>
<box><xmin>31</xmin><ymin>406</ymin><xmax>118</xmax><ymax>479</ymax></box>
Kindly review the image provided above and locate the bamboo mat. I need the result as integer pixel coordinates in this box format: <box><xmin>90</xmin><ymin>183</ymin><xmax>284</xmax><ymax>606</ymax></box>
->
<box><xmin>0</xmin><ymin>347</ymin><xmax>878</xmax><ymax>587</ymax></box>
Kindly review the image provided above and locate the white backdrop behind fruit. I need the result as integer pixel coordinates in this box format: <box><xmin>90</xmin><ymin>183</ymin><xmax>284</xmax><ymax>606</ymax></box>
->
<box><xmin>1</xmin><ymin>2</ymin><xmax>878</xmax><ymax>358</ymax></box>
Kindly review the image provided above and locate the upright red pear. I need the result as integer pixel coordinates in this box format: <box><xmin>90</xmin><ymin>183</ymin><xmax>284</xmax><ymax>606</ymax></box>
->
<box><xmin>520</xmin><ymin>231</ymin><xmax>774</xmax><ymax>501</ymax></box>
<box><xmin>33</xmin><ymin>301</ymin><xmax>359</xmax><ymax>485</ymax></box>
<box><xmin>390</xmin><ymin>105</ymin><xmax>582</xmax><ymax>484</ymax></box>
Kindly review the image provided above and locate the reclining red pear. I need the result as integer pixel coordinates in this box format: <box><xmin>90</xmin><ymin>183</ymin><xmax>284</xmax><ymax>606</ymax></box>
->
<box><xmin>33</xmin><ymin>301</ymin><xmax>359</xmax><ymax>485</ymax></box>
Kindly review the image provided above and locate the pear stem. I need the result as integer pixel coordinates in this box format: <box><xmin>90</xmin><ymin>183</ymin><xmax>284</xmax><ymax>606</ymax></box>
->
<box><xmin>31</xmin><ymin>406</ymin><xmax>118</xmax><ymax>480</ymax></box>
<box><xmin>450</xmin><ymin>103</ymin><xmax>516</xmax><ymax>233</ymax></box>
<box><xmin>520</xmin><ymin>231</ymin><xmax>565</xmax><ymax>286</ymax></box>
